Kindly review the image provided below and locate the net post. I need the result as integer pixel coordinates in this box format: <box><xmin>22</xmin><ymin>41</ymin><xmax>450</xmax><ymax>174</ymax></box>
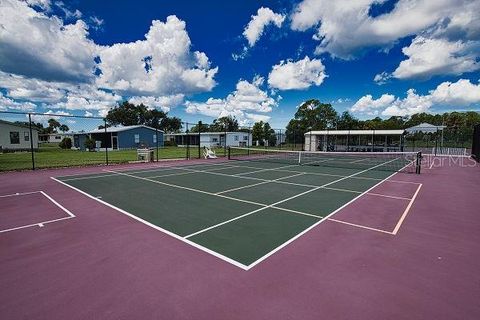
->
<box><xmin>416</xmin><ymin>152</ymin><xmax>422</xmax><ymax>174</ymax></box>
<box><xmin>28</xmin><ymin>113</ymin><xmax>35</xmax><ymax>170</ymax></box>
<box><xmin>104</xmin><ymin>119</ymin><xmax>109</xmax><ymax>165</ymax></box>
<box><xmin>298</xmin><ymin>151</ymin><xmax>302</xmax><ymax>165</ymax></box>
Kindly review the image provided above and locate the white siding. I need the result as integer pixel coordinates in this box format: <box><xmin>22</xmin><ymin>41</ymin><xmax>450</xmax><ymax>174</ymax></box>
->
<box><xmin>0</xmin><ymin>122</ymin><xmax>39</xmax><ymax>150</ymax></box>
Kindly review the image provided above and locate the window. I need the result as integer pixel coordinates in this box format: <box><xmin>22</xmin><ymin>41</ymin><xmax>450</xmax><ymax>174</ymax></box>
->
<box><xmin>55</xmin><ymin>136</ymin><xmax>61</xmax><ymax>140</ymax></box>
<box><xmin>134</xmin><ymin>134</ymin><xmax>140</xmax><ymax>143</ymax></box>
<box><xmin>24</xmin><ymin>132</ymin><xmax>30</xmax><ymax>142</ymax></box>
<box><xmin>212</xmin><ymin>138</ymin><xmax>218</xmax><ymax>142</ymax></box>
<box><xmin>234</xmin><ymin>135</ymin><xmax>239</xmax><ymax>141</ymax></box>
<box><xmin>153</xmin><ymin>134</ymin><xmax>157</xmax><ymax>143</ymax></box>
<box><xmin>243</xmin><ymin>136</ymin><xmax>248</xmax><ymax>141</ymax></box>
<box><xmin>10</xmin><ymin>132</ymin><xmax>20</xmax><ymax>144</ymax></box>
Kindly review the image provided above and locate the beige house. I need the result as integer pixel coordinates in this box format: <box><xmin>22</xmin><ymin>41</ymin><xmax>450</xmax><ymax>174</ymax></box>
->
<box><xmin>0</xmin><ymin>119</ymin><xmax>39</xmax><ymax>150</ymax></box>
<box><xmin>39</xmin><ymin>133</ymin><xmax>73</xmax><ymax>143</ymax></box>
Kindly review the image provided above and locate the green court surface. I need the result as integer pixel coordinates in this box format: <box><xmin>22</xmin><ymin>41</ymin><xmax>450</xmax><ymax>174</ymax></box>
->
<box><xmin>54</xmin><ymin>156</ymin><xmax>407</xmax><ymax>269</ymax></box>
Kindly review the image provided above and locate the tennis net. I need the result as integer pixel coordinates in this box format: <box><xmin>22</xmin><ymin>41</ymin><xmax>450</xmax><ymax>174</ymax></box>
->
<box><xmin>228</xmin><ymin>147</ymin><xmax>422</xmax><ymax>174</ymax></box>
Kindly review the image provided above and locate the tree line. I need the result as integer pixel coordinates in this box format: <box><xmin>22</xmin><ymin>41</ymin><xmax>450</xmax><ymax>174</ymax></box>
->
<box><xmin>284</xmin><ymin>99</ymin><xmax>480</xmax><ymax>144</ymax></box>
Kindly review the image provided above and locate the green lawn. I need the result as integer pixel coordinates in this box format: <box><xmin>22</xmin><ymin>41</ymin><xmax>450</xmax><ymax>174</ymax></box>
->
<box><xmin>0</xmin><ymin>145</ymin><xmax>224</xmax><ymax>171</ymax></box>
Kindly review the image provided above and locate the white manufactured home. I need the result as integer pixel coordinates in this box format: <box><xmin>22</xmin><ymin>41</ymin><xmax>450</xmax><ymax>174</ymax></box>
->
<box><xmin>0</xmin><ymin>119</ymin><xmax>39</xmax><ymax>150</ymax></box>
<box><xmin>165</xmin><ymin>132</ymin><xmax>252</xmax><ymax>148</ymax></box>
<box><xmin>39</xmin><ymin>133</ymin><xmax>73</xmax><ymax>143</ymax></box>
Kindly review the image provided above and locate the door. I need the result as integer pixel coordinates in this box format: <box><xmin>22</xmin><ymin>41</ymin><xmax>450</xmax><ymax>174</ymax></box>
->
<box><xmin>112</xmin><ymin>136</ymin><xmax>118</xmax><ymax>150</ymax></box>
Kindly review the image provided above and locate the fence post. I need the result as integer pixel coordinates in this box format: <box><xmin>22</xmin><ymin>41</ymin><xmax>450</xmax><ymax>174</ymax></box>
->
<box><xmin>104</xmin><ymin>119</ymin><xmax>109</xmax><ymax>165</ymax></box>
<box><xmin>347</xmin><ymin>129</ymin><xmax>350</xmax><ymax>151</ymax></box>
<box><xmin>28</xmin><ymin>113</ymin><xmax>35</xmax><ymax>170</ymax></box>
<box><xmin>186</xmin><ymin>122</ymin><xmax>190</xmax><ymax>160</ymax></box>
<box><xmin>156</xmin><ymin>128</ymin><xmax>159</xmax><ymax>161</ymax></box>
<box><xmin>224</xmin><ymin>125</ymin><xmax>227</xmax><ymax>156</ymax></box>
<box><xmin>198</xmin><ymin>121</ymin><xmax>202</xmax><ymax>159</ymax></box>
<box><xmin>293</xmin><ymin>129</ymin><xmax>296</xmax><ymax>150</ymax></box>
<box><xmin>247</xmin><ymin>126</ymin><xmax>251</xmax><ymax>155</ymax></box>
<box><xmin>279</xmin><ymin>129</ymin><xmax>282</xmax><ymax>149</ymax></box>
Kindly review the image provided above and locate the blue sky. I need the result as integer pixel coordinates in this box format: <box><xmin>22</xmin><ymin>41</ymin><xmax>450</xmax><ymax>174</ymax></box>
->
<box><xmin>0</xmin><ymin>0</ymin><xmax>479</xmax><ymax>129</ymax></box>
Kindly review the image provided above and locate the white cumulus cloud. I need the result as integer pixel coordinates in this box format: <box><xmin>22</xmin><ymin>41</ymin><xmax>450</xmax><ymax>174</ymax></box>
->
<box><xmin>243</xmin><ymin>7</ymin><xmax>285</xmax><ymax>47</ymax></box>
<box><xmin>0</xmin><ymin>3</ymin><xmax>219</xmax><ymax>115</ymax></box>
<box><xmin>290</xmin><ymin>0</ymin><xmax>478</xmax><ymax>61</ymax></box>
<box><xmin>350</xmin><ymin>94</ymin><xmax>396</xmax><ymax>115</ymax></box>
<box><xmin>351</xmin><ymin>79</ymin><xmax>480</xmax><ymax>116</ymax></box>
<box><xmin>0</xmin><ymin>0</ymin><xmax>97</xmax><ymax>82</ymax></box>
<box><xmin>185</xmin><ymin>76</ymin><xmax>277</xmax><ymax>125</ymax></box>
<box><xmin>390</xmin><ymin>37</ymin><xmax>480</xmax><ymax>80</ymax></box>
<box><xmin>0</xmin><ymin>92</ymin><xmax>36</xmax><ymax>111</ymax></box>
<box><xmin>268</xmin><ymin>56</ymin><xmax>327</xmax><ymax>90</ymax></box>
<box><xmin>96</xmin><ymin>16</ymin><xmax>218</xmax><ymax>97</ymax></box>
<box><xmin>128</xmin><ymin>94</ymin><xmax>185</xmax><ymax>112</ymax></box>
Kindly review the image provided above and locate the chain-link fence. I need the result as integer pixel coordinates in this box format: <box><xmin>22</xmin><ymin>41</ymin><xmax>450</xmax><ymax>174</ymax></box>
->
<box><xmin>1</xmin><ymin>111</ymin><xmax>476</xmax><ymax>171</ymax></box>
<box><xmin>404</xmin><ymin>126</ymin><xmax>474</xmax><ymax>155</ymax></box>
<box><xmin>0</xmin><ymin>112</ymin><xmax>256</xmax><ymax>171</ymax></box>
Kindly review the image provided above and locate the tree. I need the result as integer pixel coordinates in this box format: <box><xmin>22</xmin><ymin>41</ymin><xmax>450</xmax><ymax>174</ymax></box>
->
<box><xmin>59</xmin><ymin>137</ymin><xmax>72</xmax><ymax>149</ymax></box>
<box><xmin>263</xmin><ymin>122</ymin><xmax>276</xmax><ymax>146</ymax></box>
<box><xmin>47</xmin><ymin>118</ymin><xmax>61</xmax><ymax>133</ymax></box>
<box><xmin>285</xmin><ymin>119</ymin><xmax>305</xmax><ymax>145</ymax></box>
<box><xmin>210</xmin><ymin>116</ymin><xmax>239</xmax><ymax>132</ymax></box>
<box><xmin>105</xmin><ymin>101</ymin><xmax>181</xmax><ymax>132</ymax></box>
<box><xmin>59</xmin><ymin>124</ymin><xmax>69</xmax><ymax>133</ymax></box>
<box><xmin>294</xmin><ymin>99</ymin><xmax>338</xmax><ymax>130</ymax></box>
<box><xmin>252</xmin><ymin>121</ymin><xmax>264</xmax><ymax>145</ymax></box>
<box><xmin>84</xmin><ymin>137</ymin><xmax>96</xmax><ymax>151</ymax></box>
<box><xmin>337</xmin><ymin>111</ymin><xmax>360</xmax><ymax>130</ymax></box>
<box><xmin>161</xmin><ymin>117</ymin><xmax>182</xmax><ymax>133</ymax></box>
<box><xmin>190</xmin><ymin>122</ymin><xmax>210</xmax><ymax>133</ymax></box>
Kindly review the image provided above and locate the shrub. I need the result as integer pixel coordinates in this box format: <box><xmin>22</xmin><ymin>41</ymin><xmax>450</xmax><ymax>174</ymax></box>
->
<box><xmin>59</xmin><ymin>137</ymin><xmax>72</xmax><ymax>149</ymax></box>
<box><xmin>84</xmin><ymin>137</ymin><xmax>96</xmax><ymax>151</ymax></box>
<box><xmin>164</xmin><ymin>140</ymin><xmax>177</xmax><ymax>147</ymax></box>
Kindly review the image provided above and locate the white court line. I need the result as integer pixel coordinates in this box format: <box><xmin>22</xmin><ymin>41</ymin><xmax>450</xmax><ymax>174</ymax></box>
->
<box><xmin>53</xmin><ymin>156</ymin><xmax>419</xmax><ymax>270</ymax></box>
<box><xmin>327</xmin><ymin>218</ymin><xmax>394</xmax><ymax>235</ymax></box>
<box><xmin>50</xmin><ymin>177</ymin><xmax>250</xmax><ymax>270</ymax></box>
<box><xmin>101</xmin><ymin>169</ymin><xmax>324</xmax><ymax>219</ymax></box>
<box><xmin>233</xmin><ymin>163</ymin><xmax>305</xmax><ymax>176</ymax></box>
<box><xmin>0</xmin><ymin>191</ymin><xmax>41</xmax><ymax>198</ymax></box>
<box><xmin>245</xmin><ymin>158</ymin><xmax>415</xmax><ymax>270</ymax></box>
<box><xmin>366</xmin><ymin>192</ymin><xmax>412</xmax><ymax>201</ymax></box>
<box><xmin>225</xmin><ymin>162</ymin><xmax>421</xmax><ymax>184</ymax></box>
<box><xmin>215</xmin><ymin>172</ymin><xmax>306</xmax><ymax>195</ymax></box>
<box><xmin>391</xmin><ymin>184</ymin><xmax>422</xmax><ymax>234</ymax></box>
<box><xmin>184</xmin><ymin>158</ymin><xmax>399</xmax><ymax>241</ymax></box>
<box><xmin>54</xmin><ymin>161</ymin><xmax>235</xmax><ymax>179</ymax></box>
<box><xmin>0</xmin><ymin>191</ymin><xmax>75</xmax><ymax>234</ymax></box>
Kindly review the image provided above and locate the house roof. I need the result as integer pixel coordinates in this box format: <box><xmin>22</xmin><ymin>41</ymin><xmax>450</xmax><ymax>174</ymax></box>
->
<box><xmin>89</xmin><ymin>125</ymin><xmax>162</xmax><ymax>134</ymax></box>
<box><xmin>406</xmin><ymin>123</ymin><xmax>446</xmax><ymax>133</ymax></box>
<box><xmin>0</xmin><ymin>119</ymin><xmax>39</xmax><ymax>131</ymax></box>
<box><xmin>305</xmin><ymin>129</ymin><xmax>405</xmax><ymax>136</ymax></box>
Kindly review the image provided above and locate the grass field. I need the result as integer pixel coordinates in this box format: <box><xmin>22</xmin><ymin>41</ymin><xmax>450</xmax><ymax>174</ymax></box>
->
<box><xmin>0</xmin><ymin>144</ymin><xmax>226</xmax><ymax>171</ymax></box>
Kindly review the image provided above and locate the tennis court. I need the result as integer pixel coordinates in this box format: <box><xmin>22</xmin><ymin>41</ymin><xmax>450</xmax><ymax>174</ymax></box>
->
<box><xmin>52</xmin><ymin>148</ymin><xmax>422</xmax><ymax>269</ymax></box>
